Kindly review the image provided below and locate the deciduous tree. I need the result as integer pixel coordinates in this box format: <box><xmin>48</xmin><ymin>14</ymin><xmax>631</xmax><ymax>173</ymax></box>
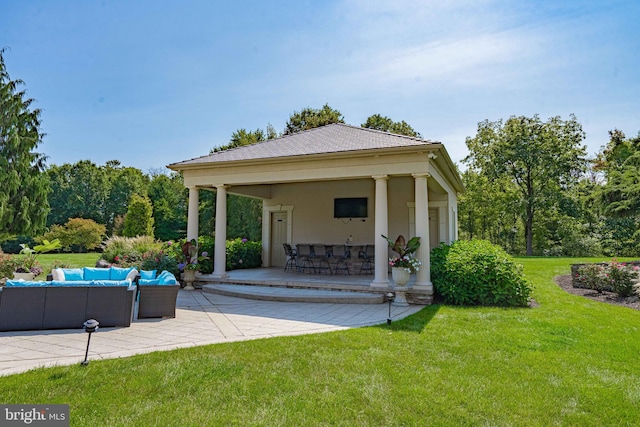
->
<box><xmin>46</xmin><ymin>161</ymin><xmax>109</xmax><ymax>226</ymax></box>
<box><xmin>104</xmin><ymin>160</ymin><xmax>149</xmax><ymax>235</ymax></box>
<box><xmin>465</xmin><ymin>114</ymin><xmax>587</xmax><ymax>255</ymax></box>
<box><xmin>361</xmin><ymin>114</ymin><xmax>421</xmax><ymax>138</ymax></box>
<box><xmin>283</xmin><ymin>104</ymin><xmax>344</xmax><ymax>135</ymax></box>
<box><xmin>212</xmin><ymin>125</ymin><xmax>278</xmax><ymax>153</ymax></box>
<box><xmin>148</xmin><ymin>173</ymin><xmax>187</xmax><ymax>240</ymax></box>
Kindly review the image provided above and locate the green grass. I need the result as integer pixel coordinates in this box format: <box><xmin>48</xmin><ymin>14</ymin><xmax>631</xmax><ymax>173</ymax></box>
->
<box><xmin>28</xmin><ymin>253</ymin><xmax>102</xmax><ymax>279</ymax></box>
<box><xmin>1</xmin><ymin>257</ymin><xmax>639</xmax><ymax>426</ymax></box>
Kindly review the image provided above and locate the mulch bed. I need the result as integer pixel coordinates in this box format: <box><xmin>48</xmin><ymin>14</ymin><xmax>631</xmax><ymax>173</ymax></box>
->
<box><xmin>554</xmin><ymin>274</ymin><xmax>640</xmax><ymax>311</ymax></box>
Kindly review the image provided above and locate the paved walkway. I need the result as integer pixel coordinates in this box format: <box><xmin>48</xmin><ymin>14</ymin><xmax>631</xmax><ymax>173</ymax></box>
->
<box><xmin>0</xmin><ymin>290</ymin><xmax>423</xmax><ymax>376</ymax></box>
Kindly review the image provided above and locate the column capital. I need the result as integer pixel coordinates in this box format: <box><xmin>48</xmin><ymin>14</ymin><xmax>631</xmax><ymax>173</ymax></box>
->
<box><xmin>412</xmin><ymin>172</ymin><xmax>431</xmax><ymax>179</ymax></box>
<box><xmin>214</xmin><ymin>184</ymin><xmax>229</xmax><ymax>190</ymax></box>
<box><xmin>372</xmin><ymin>174</ymin><xmax>388</xmax><ymax>181</ymax></box>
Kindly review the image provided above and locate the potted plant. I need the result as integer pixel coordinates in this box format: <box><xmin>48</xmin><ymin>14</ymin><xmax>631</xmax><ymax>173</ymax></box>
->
<box><xmin>177</xmin><ymin>239</ymin><xmax>209</xmax><ymax>290</ymax></box>
<box><xmin>382</xmin><ymin>234</ymin><xmax>421</xmax><ymax>286</ymax></box>
<box><xmin>0</xmin><ymin>253</ymin><xmax>20</xmax><ymax>285</ymax></box>
<box><xmin>13</xmin><ymin>239</ymin><xmax>62</xmax><ymax>281</ymax></box>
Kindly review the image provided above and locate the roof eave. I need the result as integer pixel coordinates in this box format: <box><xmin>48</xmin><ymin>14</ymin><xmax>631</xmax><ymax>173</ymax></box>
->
<box><xmin>167</xmin><ymin>143</ymin><xmax>441</xmax><ymax>172</ymax></box>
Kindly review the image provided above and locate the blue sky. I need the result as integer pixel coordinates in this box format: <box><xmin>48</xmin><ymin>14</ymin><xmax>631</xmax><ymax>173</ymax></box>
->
<box><xmin>3</xmin><ymin>0</ymin><xmax>639</xmax><ymax>173</ymax></box>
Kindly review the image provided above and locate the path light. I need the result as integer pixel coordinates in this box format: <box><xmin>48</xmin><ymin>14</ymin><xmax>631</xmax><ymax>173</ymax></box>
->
<box><xmin>81</xmin><ymin>319</ymin><xmax>99</xmax><ymax>366</ymax></box>
<box><xmin>386</xmin><ymin>292</ymin><xmax>395</xmax><ymax>325</ymax></box>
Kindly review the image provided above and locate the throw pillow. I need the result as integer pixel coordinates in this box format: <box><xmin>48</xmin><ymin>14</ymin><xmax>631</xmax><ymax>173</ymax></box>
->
<box><xmin>140</xmin><ymin>270</ymin><xmax>157</xmax><ymax>280</ymax></box>
<box><xmin>61</xmin><ymin>268</ymin><xmax>84</xmax><ymax>281</ymax></box>
<box><xmin>83</xmin><ymin>267</ymin><xmax>111</xmax><ymax>280</ymax></box>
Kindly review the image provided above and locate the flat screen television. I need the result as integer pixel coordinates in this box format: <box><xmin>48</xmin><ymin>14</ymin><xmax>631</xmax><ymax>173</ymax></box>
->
<box><xmin>334</xmin><ymin>197</ymin><xmax>368</xmax><ymax>218</ymax></box>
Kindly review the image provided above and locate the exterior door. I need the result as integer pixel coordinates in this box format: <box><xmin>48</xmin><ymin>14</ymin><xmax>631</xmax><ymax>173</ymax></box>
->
<box><xmin>409</xmin><ymin>206</ymin><xmax>439</xmax><ymax>250</ymax></box>
<box><xmin>429</xmin><ymin>208</ymin><xmax>439</xmax><ymax>249</ymax></box>
<box><xmin>270</xmin><ymin>212</ymin><xmax>288</xmax><ymax>267</ymax></box>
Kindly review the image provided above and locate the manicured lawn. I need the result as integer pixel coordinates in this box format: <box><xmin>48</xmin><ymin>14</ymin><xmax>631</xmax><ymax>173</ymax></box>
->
<box><xmin>1</xmin><ymin>257</ymin><xmax>638</xmax><ymax>426</ymax></box>
<box><xmin>30</xmin><ymin>253</ymin><xmax>102</xmax><ymax>279</ymax></box>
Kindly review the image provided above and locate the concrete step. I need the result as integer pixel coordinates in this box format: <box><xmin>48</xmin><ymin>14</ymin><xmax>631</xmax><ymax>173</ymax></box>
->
<box><xmin>202</xmin><ymin>284</ymin><xmax>385</xmax><ymax>304</ymax></box>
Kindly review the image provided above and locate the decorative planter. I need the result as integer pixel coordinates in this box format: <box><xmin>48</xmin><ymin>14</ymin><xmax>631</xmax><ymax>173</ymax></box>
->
<box><xmin>391</xmin><ymin>267</ymin><xmax>410</xmax><ymax>287</ymax></box>
<box><xmin>392</xmin><ymin>286</ymin><xmax>409</xmax><ymax>306</ymax></box>
<box><xmin>12</xmin><ymin>272</ymin><xmax>35</xmax><ymax>281</ymax></box>
<box><xmin>182</xmin><ymin>270</ymin><xmax>196</xmax><ymax>291</ymax></box>
<box><xmin>391</xmin><ymin>267</ymin><xmax>410</xmax><ymax>306</ymax></box>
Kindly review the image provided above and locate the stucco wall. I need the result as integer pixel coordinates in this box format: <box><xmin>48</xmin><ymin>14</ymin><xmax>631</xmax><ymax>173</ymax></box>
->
<box><xmin>263</xmin><ymin>176</ymin><xmax>433</xmax><ymax>246</ymax></box>
<box><xmin>265</xmin><ymin>179</ymin><xmax>375</xmax><ymax>245</ymax></box>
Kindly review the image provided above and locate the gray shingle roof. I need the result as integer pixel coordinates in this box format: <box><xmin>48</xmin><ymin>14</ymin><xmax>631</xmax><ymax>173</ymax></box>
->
<box><xmin>170</xmin><ymin>123</ymin><xmax>438</xmax><ymax>167</ymax></box>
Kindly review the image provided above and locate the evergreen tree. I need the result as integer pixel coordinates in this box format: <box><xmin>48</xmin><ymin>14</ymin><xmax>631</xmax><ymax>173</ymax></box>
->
<box><xmin>123</xmin><ymin>194</ymin><xmax>154</xmax><ymax>237</ymax></box>
<box><xmin>0</xmin><ymin>48</ymin><xmax>49</xmax><ymax>238</ymax></box>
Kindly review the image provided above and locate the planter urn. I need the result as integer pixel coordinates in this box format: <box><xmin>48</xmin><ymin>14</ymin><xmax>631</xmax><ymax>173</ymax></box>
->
<box><xmin>391</xmin><ymin>267</ymin><xmax>410</xmax><ymax>306</ymax></box>
<box><xmin>182</xmin><ymin>269</ymin><xmax>196</xmax><ymax>290</ymax></box>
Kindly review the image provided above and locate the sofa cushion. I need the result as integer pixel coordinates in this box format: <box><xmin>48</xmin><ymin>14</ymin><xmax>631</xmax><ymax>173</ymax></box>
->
<box><xmin>61</xmin><ymin>268</ymin><xmax>84</xmax><ymax>281</ymax></box>
<box><xmin>140</xmin><ymin>270</ymin><xmax>157</xmax><ymax>280</ymax></box>
<box><xmin>83</xmin><ymin>267</ymin><xmax>111</xmax><ymax>280</ymax></box>
<box><xmin>139</xmin><ymin>271</ymin><xmax>177</xmax><ymax>286</ymax></box>
<box><xmin>50</xmin><ymin>280</ymin><xmax>94</xmax><ymax>286</ymax></box>
<box><xmin>157</xmin><ymin>270</ymin><xmax>178</xmax><ymax>285</ymax></box>
<box><xmin>109</xmin><ymin>266</ymin><xmax>136</xmax><ymax>281</ymax></box>
<box><xmin>90</xmin><ymin>280</ymin><xmax>131</xmax><ymax>287</ymax></box>
<box><xmin>4</xmin><ymin>280</ymin><xmax>49</xmax><ymax>287</ymax></box>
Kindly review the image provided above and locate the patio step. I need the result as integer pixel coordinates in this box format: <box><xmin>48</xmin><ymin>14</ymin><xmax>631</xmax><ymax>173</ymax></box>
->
<box><xmin>202</xmin><ymin>284</ymin><xmax>385</xmax><ymax>304</ymax></box>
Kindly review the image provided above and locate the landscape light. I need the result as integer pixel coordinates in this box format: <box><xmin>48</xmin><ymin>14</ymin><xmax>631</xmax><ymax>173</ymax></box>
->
<box><xmin>386</xmin><ymin>292</ymin><xmax>395</xmax><ymax>325</ymax></box>
<box><xmin>81</xmin><ymin>319</ymin><xmax>99</xmax><ymax>366</ymax></box>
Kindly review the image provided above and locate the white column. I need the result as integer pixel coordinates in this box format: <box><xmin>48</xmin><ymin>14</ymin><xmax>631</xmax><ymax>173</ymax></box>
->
<box><xmin>212</xmin><ymin>185</ymin><xmax>229</xmax><ymax>279</ymax></box>
<box><xmin>187</xmin><ymin>186</ymin><xmax>199</xmax><ymax>241</ymax></box>
<box><xmin>371</xmin><ymin>175</ymin><xmax>390</xmax><ymax>288</ymax></box>
<box><xmin>413</xmin><ymin>173</ymin><xmax>432</xmax><ymax>292</ymax></box>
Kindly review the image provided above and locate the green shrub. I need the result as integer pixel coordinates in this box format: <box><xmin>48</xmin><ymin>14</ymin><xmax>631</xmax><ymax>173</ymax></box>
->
<box><xmin>609</xmin><ymin>261</ymin><xmax>638</xmax><ymax>297</ymax></box>
<box><xmin>102</xmin><ymin>235</ymin><xmax>162</xmax><ymax>266</ymax></box>
<box><xmin>164</xmin><ymin>237</ymin><xmax>214</xmax><ymax>274</ymax></box>
<box><xmin>197</xmin><ymin>236</ymin><xmax>214</xmax><ymax>274</ymax></box>
<box><xmin>1</xmin><ymin>236</ymin><xmax>36</xmax><ymax>254</ymax></box>
<box><xmin>44</xmin><ymin>218</ymin><xmax>105</xmax><ymax>252</ymax></box>
<box><xmin>0</xmin><ymin>253</ymin><xmax>20</xmax><ymax>280</ymax></box>
<box><xmin>574</xmin><ymin>263</ymin><xmax>608</xmax><ymax>292</ymax></box>
<box><xmin>575</xmin><ymin>260</ymin><xmax>639</xmax><ymax>297</ymax></box>
<box><xmin>140</xmin><ymin>249</ymin><xmax>180</xmax><ymax>277</ymax></box>
<box><xmin>226</xmin><ymin>238</ymin><xmax>262</xmax><ymax>270</ymax></box>
<box><xmin>431</xmin><ymin>239</ymin><xmax>532</xmax><ymax>307</ymax></box>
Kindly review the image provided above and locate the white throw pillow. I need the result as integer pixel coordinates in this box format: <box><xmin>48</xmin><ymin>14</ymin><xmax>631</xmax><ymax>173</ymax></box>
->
<box><xmin>51</xmin><ymin>268</ymin><xmax>65</xmax><ymax>281</ymax></box>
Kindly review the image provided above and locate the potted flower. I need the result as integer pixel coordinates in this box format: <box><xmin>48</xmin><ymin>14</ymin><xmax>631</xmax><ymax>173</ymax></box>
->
<box><xmin>13</xmin><ymin>239</ymin><xmax>62</xmax><ymax>281</ymax></box>
<box><xmin>178</xmin><ymin>239</ymin><xmax>210</xmax><ymax>290</ymax></box>
<box><xmin>382</xmin><ymin>234</ymin><xmax>421</xmax><ymax>287</ymax></box>
<box><xmin>0</xmin><ymin>254</ymin><xmax>20</xmax><ymax>285</ymax></box>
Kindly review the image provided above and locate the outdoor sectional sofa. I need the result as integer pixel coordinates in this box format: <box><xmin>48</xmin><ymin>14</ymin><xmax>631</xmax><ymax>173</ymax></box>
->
<box><xmin>136</xmin><ymin>270</ymin><xmax>179</xmax><ymax>319</ymax></box>
<box><xmin>0</xmin><ymin>267</ymin><xmax>138</xmax><ymax>332</ymax></box>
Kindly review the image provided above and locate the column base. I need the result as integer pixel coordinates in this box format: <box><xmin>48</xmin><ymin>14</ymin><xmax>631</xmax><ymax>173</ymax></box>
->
<box><xmin>412</xmin><ymin>283</ymin><xmax>433</xmax><ymax>294</ymax></box>
<box><xmin>370</xmin><ymin>279</ymin><xmax>390</xmax><ymax>288</ymax></box>
<box><xmin>210</xmin><ymin>272</ymin><xmax>229</xmax><ymax>280</ymax></box>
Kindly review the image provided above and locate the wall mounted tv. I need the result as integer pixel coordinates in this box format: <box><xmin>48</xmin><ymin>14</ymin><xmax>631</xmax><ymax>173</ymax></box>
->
<box><xmin>334</xmin><ymin>197</ymin><xmax>368</xmax><ymax>218</ymax></box>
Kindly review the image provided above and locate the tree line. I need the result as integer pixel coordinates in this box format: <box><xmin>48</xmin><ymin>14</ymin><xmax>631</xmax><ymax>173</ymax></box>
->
<box><xmin>461</xmin><ymin>116</ymin><xmax>639</xmax><ymax>256</ymax></box>
<box><xmin>2</xmin><ymin>49</ymin><xmax>637</xmax><ymax>256</ymax></box>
